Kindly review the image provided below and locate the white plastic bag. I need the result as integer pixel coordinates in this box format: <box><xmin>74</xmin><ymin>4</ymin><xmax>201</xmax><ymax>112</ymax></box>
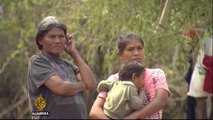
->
<box><xmin>187</xmin><ymin>50</ymin><xmax>211</xmax><ymax>97</ymax></box>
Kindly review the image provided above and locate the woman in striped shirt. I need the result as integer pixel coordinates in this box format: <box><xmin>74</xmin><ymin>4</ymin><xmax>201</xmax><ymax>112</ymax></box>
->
<box><xmin>89</xmin><ymin>32</ymin><xmax>170</xmax><ymax>119</ymax></box>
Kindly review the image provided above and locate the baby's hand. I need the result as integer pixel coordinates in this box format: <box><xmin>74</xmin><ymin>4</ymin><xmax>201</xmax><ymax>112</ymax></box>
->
<box><xmin>139</xmin><ymin>88</ymin><xmax>146</xmax><ymax>96</ymax></box>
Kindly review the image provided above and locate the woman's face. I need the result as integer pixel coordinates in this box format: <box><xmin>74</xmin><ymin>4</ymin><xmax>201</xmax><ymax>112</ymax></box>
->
<box><xmin>118</xmin><ymin>39</ymin><xmax>144</xmax><ymax>64</ymax></box>
<box><xmin>39</xmin><ymin>27</ymin><xmax>66</xmax><ymax>57</ymax></box>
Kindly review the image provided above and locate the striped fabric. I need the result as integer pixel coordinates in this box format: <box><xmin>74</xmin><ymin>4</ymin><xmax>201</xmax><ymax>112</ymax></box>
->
<box><xmin>142</xmin><ymin>68</ymin><xmax>170</xmax><ymax>119</ymax></box>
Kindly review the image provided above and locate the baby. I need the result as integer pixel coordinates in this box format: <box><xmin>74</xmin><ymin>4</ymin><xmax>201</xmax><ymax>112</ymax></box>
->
<box><xmin>97</xmin><ymin>61</ymin><xmax>147</xmax><ymax>119</ymax></box>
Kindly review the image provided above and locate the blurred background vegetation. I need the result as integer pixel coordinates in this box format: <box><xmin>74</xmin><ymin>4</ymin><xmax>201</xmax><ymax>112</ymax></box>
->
<box><xmin>0</xmin><ymin>0</ymin><xmax>212</xmax><ymax>119</ymax></box>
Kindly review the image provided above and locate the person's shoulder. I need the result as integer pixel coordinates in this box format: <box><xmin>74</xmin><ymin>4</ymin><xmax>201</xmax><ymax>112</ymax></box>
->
<box><xmin>29</xmin><ymin>52</ymin><xmax>49</xmax><ymax>63</ymax></box>
<box><xmin>145</xmin><ymin>68</ymin><xmax>164</xmax><ymax>73</ymax></box>
<box><xmin>29</xmin><ymin>52</ymin><xmax>42</xmax><ymax>61</ymax></box>
<box><xmin>145</xmin><ymin>67</ymin><xmax>165</xmax><ymax>77</ymax></box>
<box><xmin>100</xmin><ymin>79</ymin><xmax>117</xmax><ymax>84</ymax></box>
<box><xmin>120</xmin><ymin>81</ymin><xmax>135</xmax><ymax>87</ymax></box>
<box><xmin>107</xmin><ymin>73</ymin><xmax>119</xmax><ymax>81</ymax></box>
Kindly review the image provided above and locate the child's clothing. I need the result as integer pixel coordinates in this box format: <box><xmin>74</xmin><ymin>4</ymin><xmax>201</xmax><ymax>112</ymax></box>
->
<box><xmin>97</xmin><ymin>80</ymin><xmax>147</xmax><ymax>119</ymax></box>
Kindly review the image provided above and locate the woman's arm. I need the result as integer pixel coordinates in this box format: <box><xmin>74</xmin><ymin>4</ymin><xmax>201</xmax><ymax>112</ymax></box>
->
<box><xmin>70</xmin><ymin>50</ymin><xmax>97</xmax><ymax>90</ymax></box>
<box><xmin>76</xmin><ymin>73</ymin><xmax>88</xmax><ymax>101</ymax></box>
<box><xmin>89</xmin><ymin>97</ymin><xmax>109</xmax><ymax>119</ymax></box>
<box><xmin>44</xmin><ymin>75</ymin><xmax>86</xmax><ymax>96</ymax></box>
<box><xmin>65</xmin><ymin>34</ymin><xmax>97</xmax><ymax>90</ymax></box>
<box><xmin>124</xmin><ymin>88</ymin><xmax>169</xmax><ymax>119</ymax></box>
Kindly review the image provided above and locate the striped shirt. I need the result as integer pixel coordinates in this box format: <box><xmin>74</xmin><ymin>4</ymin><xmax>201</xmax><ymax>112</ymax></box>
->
<box><xmin>98</xmin><ymin>68</ymin><xmax>170</xmax><ymax>119</ymax></box>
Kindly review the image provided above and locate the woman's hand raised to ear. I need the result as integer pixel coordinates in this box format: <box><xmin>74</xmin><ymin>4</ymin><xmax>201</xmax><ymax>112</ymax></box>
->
<box><xmin>65</xmin><ymin>33</ymin><xmax>78</xmax><ymax>56</ymax></box>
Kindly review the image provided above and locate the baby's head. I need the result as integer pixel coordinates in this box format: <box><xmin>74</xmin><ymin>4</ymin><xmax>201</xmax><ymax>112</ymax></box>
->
<box><xmin>119</xmin><ymin>61</ymin><xmax>145</xmax><ymax>89</ymax></box>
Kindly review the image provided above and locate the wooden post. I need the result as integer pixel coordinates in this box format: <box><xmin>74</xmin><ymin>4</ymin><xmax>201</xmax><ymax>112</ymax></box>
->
<box><xmin>159</xmin><ymin>0</ymin><xmax>171</xmax><ymax>27</ymax></box>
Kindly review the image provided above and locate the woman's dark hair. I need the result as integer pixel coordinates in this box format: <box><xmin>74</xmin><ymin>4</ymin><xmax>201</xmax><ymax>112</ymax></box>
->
<box><xmin>119</xmin><ymin>61</ymin><xmax>144</xmax><ymax>81</ymax></box>
<box><xmin>35</xmin><ymin>16</ymin><xmax>67</xmax><ymax>50</ymax></box>
<box><xmin>117</xmin><ymin>32</ymin><xmax>144</xmax><ymax>53</ymax></box>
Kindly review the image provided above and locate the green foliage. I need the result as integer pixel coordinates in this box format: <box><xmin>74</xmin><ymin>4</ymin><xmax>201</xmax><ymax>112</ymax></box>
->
<box><xmin>0</xmin><ymin>0</ymin><xmax>212</xmax><ymax>119</ymax></box>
